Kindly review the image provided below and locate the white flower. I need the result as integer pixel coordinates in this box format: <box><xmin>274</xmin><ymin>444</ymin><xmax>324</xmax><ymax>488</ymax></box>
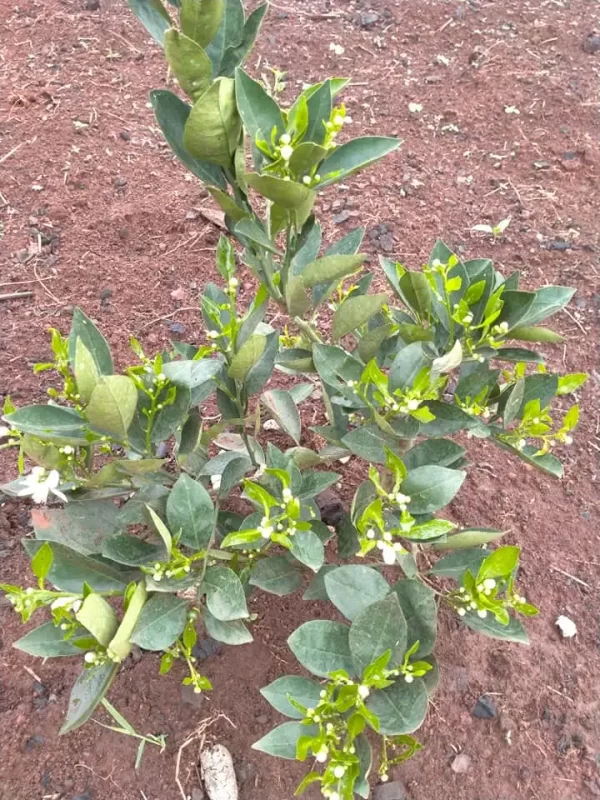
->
<box><xmin>333</xmin><ymin>765</ymin><xmax>345</xmax><ymax>779</ymax></box>
<box><xmin>279</xmin><ymin>133</ymin><xmax>291</xmax><ymax>146</ymax></box>
<box><xmin>483</xmin><ymin>578</ymin><xmax>496</xmax><ymax>591</ymax></box>
<box><xmin>366</xmin><ymin>528</ymin><xmax>376</xmax><ymax>539</ymax></box>
<box><xmin>556</xmin><ymin>615</ymin><xmax>577</xmax><ymax>638</ymax></box>
<box><xmin>407</xmin><ymin>399</ymin><xmax>420</xmax><ymax>411</ymax></box>
<box><xmin>457</xmin><ymin>607</ymin><xmax>466</xmax><ymax>617</ymax></box>
<box><xmin>60</xmin><ymin>445</ymin><xmax>75</xmax><ymax>455</ymax></box>
<box><xmin>333</xmin><ymin>114</ymin><xmax>345</xmax><ymax>127</ymax></box>
<box><xmin>228</xmin><ymin>277</ymin><xmax>239</xmax><ymax>289</ymax></box>
<box><xmin>381</xmin><ymin>542</ymin><xmax>397</xmax><ymax>565</ymax></box>
<box><xmin>316</xmin><ymin>746</ymin><xmax>328</xmax><ymax>763</ymax></box>
<box><xmin>282</xmin><ymin>488</ymin><xmax>293</xmax><ymax>502</ymax></box>
<box><xmin>302</xmin><ymin>176</ymin><xmax>312</xmax><ymax>185</ymax></box>
<box><xmin>380</xmin><ymin>774</ymin><xmax>389</xmax><ymax>782</ymax></box>
<box><xmin>565</xmin><ymin>435</ymin><xmax>573</xmax><ymax>445</ymax></box>
<box><xmin>477</xmin><ymin>609</ymin><xmax>488</xmax><ymax>618</ymax></box>
<box><xmin>404</xmin><ymin>673</ymin><xmax>414</xmax><ymax>683</ymax></box>
<box><xmin>84</xmin><ymin>651</ymin><xmax>96</xmax><ymax>663</ymax></box>
<box><xmin>329</xmin><ymin>42</ymin><xmax>345</xmax><ymax>56</ymax></box>
<box><xmin>18</xmin><ymin>467</ymin><xmax>67</xmax><ymax>504</ymax></box>
<box><xmin>210</xmin><ymin>474</ymin><xmax>222</xmax><ymax>491</ymax></box>
<box><xmin>358</xmin><ymin>685</ymin><xmax>370</xmax><ymax>699</ymax></box>
<box><xmin>50</xmin><ymin>596</ymin><xmax>76</xmax><ymax>610</ymax></box>
<box><xmin>280</xmin><ymin>144</ymin><xmax>294</xmax><ymax>161</ymax></box>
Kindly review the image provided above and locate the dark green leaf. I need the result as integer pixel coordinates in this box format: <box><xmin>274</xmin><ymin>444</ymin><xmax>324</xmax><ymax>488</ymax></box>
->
<box><xmin>305</xmin><ymin>79</ymin><xmax>332</xmax><ymax>144</ymax></box>
<box><xmin>366</xmin><ymin>678</ymin><xmax>428</xmax><ymax>735</ymax></box>
<box><xmin>401</xmin><ymin>466</ymin><xmax>465</xmax><ymax>514</ymax></box>
<box><xmin>301</xmin><ymin>254</ymin><xmax>365</xmax><ymax>289</ymax></box>
<box><xmin>252</xmin><ymin>722</ymin><xmax>318</xmax><ymax>760</ymax></box>
<box><xmin>318</xmin><ymin>137</ymin><xmax>402</xmax><ymax>188</ymax></box>
<box><xmin>131</xmin><ymin>594</ymin><xmax>188</xmax><ymax>650</ymax></box>
<box><xmin>60</xmin><ymin>663</ymin><xmax>118</xmax><ymax>735</ymax></box>
<box><xmin>14</xmin><ymin>622</ymin><xmax>89</xmax><ymax>658</ymax></box>
<box><xmin>288</xmin><ymin>620</ymin><xmax>354</xmax><ymax>678</ymax></box>
<box><xmin>302</xmin><ymin>565</ymin><xmax>338</xmax><ymax>601</ymax></box>
<box><xmin>261</xmin><ymin>390</ymin><xmax>301</xmax><ymax>443</ymax></box>
<box><xmin>150</xmin><ymin>90</ymin><xmax>226</xmax><ymax>187</ymax></box>
<box><xmin>389</xmin><ymin>343</ymin><xmax>430</xmax><ymax>392</ymax></box>
<box><xmin>167</xmin><ymin>474</ymin><xmax>214</xmax><ymax>550</ymax></box>
<box><xmin>23</xmin><ymin>541</ymin><xmax>135</xmax><ymax>593</ymax></box>
<box><xmin>128</xmin><ymin>0</ymin><xmax>171</xmax><ymax>45</ymax></box>
<box><xmin>249</xmin><ymin>556</ymin><xmax>303</xmax><ymax>596</ymax></box>
<box><xmin>461</xmin><ymin>612</ymin><xmax>529</xmax><ymax>644</ymax></box>
<box><xmin>432</xmin><ymin>528</ymin><xmax>504</xmax><ymax>551</ymax></box>
<box><xmin>205</xmin><ymin>0</ymin><xmax>244</xmax><ymax>74</ymax></box>
<box><xmin>390</xmin><ymin>580</ymin><xmax>437</xmax><ymax>657</ymax></box>
<box><xmin>234</xmin><ymin>67</ymin><xmax>285</xmax><ymax>143</ymax></box>
<box><xmin>5</xmin><ymin>405</ymin><xmax>87</xmax><ymax>443</ymax></box>
<box><xmin>86</xmin><ymin>376</ymin><xmax>138</xmax><ymax>439</ymax></box>
<box><xmin>203</xmin><ymin>608</ymin><xmax>253</xmax><ymax>644</ymax></box>
<box><xmin>402</xmin><ymin>439</ymin><xmax>465</xmax><ymax>470</ymax></box>
<box><xmin>429</xmin><ymin>548</ymin><xmax>491</xmax><ymax>580</ymax></box>
<box><xmin>517</xmin><ymin>286</ymin><xmax>575</xmax><ymax>327</ymax></box>
<box><xmin>228</xmin><ymin>334</ymin><xmax>267</xmax><ymax>380</ymax></box>
<box><xmin>69</xmin><ymin>308</ymin><xmax>114</xmax><ymax>376</ymax></box>
<box><xmin>260</xmin><ymin>676</ymin><xmax>322</xmax><ymax>719</ymax></box>
<box><xmin>101</xmin><ymin>534</ymin><xmax>165</xmax><ymax>567</ymax></box>
<box><xmin>218</xmin><ymin>4</ymin><xmax>267</xmax><ymax>76</ymax></box>
<box><xmin>202</xmin><ymin>565</ymin><xmax>249</xmax><ymax>620</ymax></box>
<box><xmin>324</xmin><ymin>565</ymin><xmax>390</xmax><ymax>621</ymax></box>
<box><xmin>349</xmin><ymin>593</ymin><xmax>407</xmax><ymax>675</ymax></box>
<box><xmin>332</xmin><ymin>294</ymin><xmax>387</xmax><ymax>341</ymax></box>
<box><xmin>289</xmin><ymin>529</ymin><xmax>324</xmax><ymax>572</ymax></box>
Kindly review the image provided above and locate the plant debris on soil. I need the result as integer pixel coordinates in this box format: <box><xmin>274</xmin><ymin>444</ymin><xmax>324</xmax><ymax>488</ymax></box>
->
<box><xmin>1</xmin><ymin>1</ymin><xmax>599</xmax><ymax>799</ymax></box>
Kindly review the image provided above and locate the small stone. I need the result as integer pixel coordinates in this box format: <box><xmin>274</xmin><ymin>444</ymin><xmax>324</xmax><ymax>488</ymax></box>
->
<box><xmin>191</xmin><ymin>788</ymin><xmax>205</xmax><ymax>800</ymax></box>
<box><xmin>425</xmin><ymin>75</ymin><xmax>442</xmax><ymax>84</ymax></box>
<box><xmin>333</xmin><ymin>210</ymin><xmax>351</xmax><ymax>224</ymax></box>
<box><xmin>83</xmin><ymin>0</ymin><xmax>99</xmax><ymax>9</ymax></box>
<box><xmin>16</xmin><ymin>248</ymin><xmax>30</xmax><ymax>263</ymax></box>
<box><xmin>255</xmin><ymin>714</ymin><xmax>268</xmax><ymax>725</ymax></box>
<box><xmin>25</xmin><ymin>735</ymin><xmax>45</xmax><ymax>751</ymax></box>
<box><xmin>360</xmin><ymin>11</ymin><xmax>380</xmax><ymax>28</ymax></box>
<box><xmin>201</xmin><ymin>744</ymin><xmax>238</xmax><ymax>800</ymax></box>
<box><xmin>275</xmin><ymin>10</ymin><xmax>289</xmax><ymax>19</ymax></box>
<box><xmin>316</xmin><ymin>488</ymin><xmax>344</xmax><ymax>528</ymax></box>
<box><xmin>373</xmin><ymin>780</ymin><xmax>408</xmax><ymax>800</ymax></box>
<box><xmin>119</xmin><ymin>130</ymin><xmax>131</xmax><ymax>141</ymax></box>
<box><xmin>72</xmin><ymin>793</ymin><xmax>92</xmax><ymax>800</ymax></box>
<box><xmin>113</xmin><ymin>176</ymin><xmax>127</xmax><ymax>189</ymax></box>
<box><xmin>378</xmin><ymin>233</ymin><xmax>395</xmax><ymax>253</ymax></box>
<box><xmin>168</xmin><ymin>321</ymin><xmax>186</xmax><ymax>334</ymax></box>
<box><xmin>583</xmin><ymin>33</ymin><xmax>600</xmax><ymax>54</ymax></box>
<box><xmin>451</xmin><ymin>752</ymin><xmax>471</xmax><ymax>774</ymax></box>
<box><xmin>192</xmin><ymin>638</ymin><xmax>221</xmax><ymax>662</ymax></box>
<box><xmin>548</xmin><ymin>240</ymin><xmax>572</xmax><ymax>251</ymax></box>
<box><xmin>99</xmin><ymin>287</ymin><xmax>112</xmax><ymax>303</ymax></box>
<box><xmin>170</xmin><ymin>287</ymin><xmax>186</xmax><ymax>301</ymax></box>
<box><xmin>472</xmin><ymin>695</ymin><xmax>498</xmax><ymax>719</ymax></box>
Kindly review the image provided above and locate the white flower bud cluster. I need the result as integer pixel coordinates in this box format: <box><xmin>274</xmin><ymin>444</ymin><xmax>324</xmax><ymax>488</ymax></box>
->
<box><xmin>258</xmin><ymin>517</ymin><xmax>274</xmax><ymax>540</ymax></box>
<box><xmin>455</xmin><ymin>583</ymin><xmax>494</xmax><ymax>618</ymax></box>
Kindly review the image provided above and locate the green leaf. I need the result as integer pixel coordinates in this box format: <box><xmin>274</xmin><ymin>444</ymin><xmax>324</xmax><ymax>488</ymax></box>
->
<box><xmin>288</xmin><ymin>620</ymin><xmax>354</xmax><ymax>678</ymax></box>
<box><xmin>477</xmin><ymin>545</ymin><xmax>520</xmax><ymax>580</ymax></box>
<box><xmin>261</xmin><ymin>676</ymin><xmax>322</xmax><ymax>719</ymax></box>
<box><xmin>218</xmin><ymin>3</ymin><xmax>267</xmax><ymax>76</ymax></box>
<box><xmin>402</xmin><ymin>439</ymin><xmax>465</xmax><ymax>470</ymax></box>
<box><xmin>164</xmin><ymin>29</ymin><xmax>212</xmax><ymax>102</ymax></box>
<box><xmin>399</xmin><ymin>271</ymin><xmax>431</xmax><ymax>317</ymax></box>
<box><xmin>234</xmin><ymin>67</ymin><xmax>285</xmax><ymax>143</ymax></box>
<box><xmin>289</xmin><ymin>142</ymin><xmax>327</xmax><ymax>178</ymax></box>
<box><xmin>101</xmin><ymin>534</ymin><xmax>165</xmax><ymax>567</ymax></box>
<box><xmin>245</xmin><ymin>173</ymin><xmax>315</xmax><ymax>211</ymax></box>
<box><xmin>130</xmin><ymin>594</ymin><xmax>188</xmax><ymax>650</ymax></box>
<box><xmin>301</xmin><ymin>254</ymin><xmax>365</xmax><ymax>289</ymax></box>
<box><xmin>252</xmin><ymin>722</ymin><xmax>318</xmax><ymax>760</ymax></box>
<box><xmin>31</xmin><ymin>541</ymin><xmax>54</xmax><ymax>586</ymax></box>
<box><xmin>432</xmin><ymin>528</ymin><xmax>504</xmax><ymax>551</ymax></box>
<box><xmin>342</xmin><ymin>424</ymin><xmax>403</xmax><ymax>464</ymax></box>
<box><xmin>390</xmin><ymin>580</ymin><xmax>436</xmax><ymax>657</ymax></box>
<box><xmin>509</xmin><ymin>326</ymin><xmax>564</xmax><ymax>344</ymax></box>
<box><xmin>418</xmin><ymin>402</ymin><xmax>483</xmax><ymax>437</ymax></box>
<box><xmin>318</xmin><ymin>136</ymin><xmax>402</xmax><ymax>188</ymax></box>
<box><xmin>73</xmin><ymin>339</ymin><xmax>99</xmax><ymax>405</ymax></box>
<box><xmin>324</xmin><ymin>565</ymin><xmax>390</xmax><ymax>622</ymax></box>
<box><xmin>204</xmin><ymin>0</ymin><xmax>244</xmax><ymax>73</ymax></box>
<box><xmin>180</xmin><ymin>0</ymin><xmax>223</xmax><ymax>48</ymax></box>
<box><xmin>151</xmin><ymin>385</ymin><xmax>191</xmax><ymax>443</ymax></box>
<box><xmin>60</xmin><ymin>663</ymin><xmax>118</xmax><ymax>735</ymax></box>
<box><xmin>249</xmin><ymin>556</ymin><xmax>303</xmax><ymax>596</ymax></box>
<box><xmin>366</xmin><ymin>678</ymin><xmax>429</xmax><ymax>735</ymax></box>
<box><xmin>86</xmin><ymin>376</ymin><xmax>138</xmax><ymax>439</ymax></box>
<box><xmin>349</xmin><ymin>593</ymin><xmax>407</xmax><ymax>676</ymax></box>
<box><xmin>261</xmin><ymin>390</ymin><xmax>301</xmax><ymax>444</ymax></box>
<box><xmin>32</xmin><ymin>501</ymin><xmax>123</xmax><ymax>556</ymax></box>
<box><xmin>128</xmin><ymin>0</ymin><xmax>171</xmax><ymax>45</ymax></box>
<box><xmin>289</xmin><ymin>529</ymin><xmax>324</xmax><ymax>572</ymax></box>
<box><xmin>235</xmin><ymin>218</ymin><xmax>281</xmax><ymax>253</ymax></box>
<box><xmin>203</xmin><ymin>608</ymin><xmax>253</xmax><ymax>644</ymax></box>
<box><xmin>14</xmin><ymin>622</ymin><xmax>89</xmax><ymax>658</ymax></box>
<box><xmin>75</xmin><ymin>593</ymin><xmax>119</xmax><ymax>646</ymax></box>
<box><xmin>227</xmin><ymin>333</ymin><xmax>267</xmax><ymax>381</ymax></box>
<box><xmin>302</xmin><ymin>565</ymin><xmax>338</xmax><ymax>601</ymax></box>
<box><xmin>304</xmin><ymin>79</ymin><xmax>332</xmax><ymax>144</ymax></box>
<box><xmin>429</xmin><ymin>549</ymin><xmax>491</xmax><ymax>580</ymax></box>
<box><xmin>355</xmin><ymin>734</ymin><xmax>372</xmax><ymax>799</ymax></box>
<box><xmin>23</xmin><ymin>541</ymin><xmax>134</xmax><ymax>593</ymax></box>
<box><xmin>497</xmin><ymin>290</ymin><xmax>536</xmax><ymax>329</ymax></box>
<box><xmin>389</xmin><ymin>343</ymin><xmax>431</xmax><ymax>392</ymax></box>
<box><xmin>461</xmin><ymin>612</ymin><xmax>529</xmax><ymax>644</ymax></box>
<box><xmin>209</xmin><ymin>187</ymin><xmax>248</xmax><ymax>223</ymax></box>
<box><xmin>245</xmin><ymin>331</ymin><xmax>279</xmax><ymax>396</ymax></box>
<box><xmin>401</xmin><ymin>466</ymin><xmax>466</xmax><ymax>514</ymax></box>
<box><xmin>167</xmin><ymin>474</ymin><xmax>214</xmax><ymax>550</ymax></box>
<box><xmin>503</xmin><ymin>379</ymin><xmax>525</xmax><ymax>426</ymax></box>
<box><xmin>162</xmin><ymin>358</ymin><xmax>221</xmax><ymax>392</ymax></box>
<box><xmin>150</xmin><ymin>90</ymin><xmax>226</xmax><ymax>187</ymax></box>
<box><xmin>202</xmin><ymin>565</ymin><xmax>248</xmax><ymax>620</ymax></box>
<box><xmin>284</xmin><ymin>276</ymin><xmax>312</xmax><ymax>317</ymax></box>
<box><xmin>517</xmin><ymin>286</ymin><xmax>575</xmax><ymax>326</ymax></box>
<box><xmin>69</xmin><ymin>308</ymin><xmax>114</xmax><ymax>376</ymax></box>
<box><xmin>183</xmin><ymin>78</ymin><xmax>240</xmax><ymax>167</ymax></box>
<box><xmin>332</xmin><ymin>294</ymin><xmax>387</xmax><ymax>341</ymax></box>
<box><xmin>107</xmin><ymin>581</ymin><xmax>147</xmax><ymax>661</ymax></box>
<box><xmin>5</xmin><ymin>405</ymin><xmax>88</xmax><ymax>443</ymax></box>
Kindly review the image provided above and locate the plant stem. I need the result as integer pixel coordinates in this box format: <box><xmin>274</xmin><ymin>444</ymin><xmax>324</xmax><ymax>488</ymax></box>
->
<box><xmin>294</xmin><ymin>316</ymin><xmax>323</xmax><ymax>344</ymax></box>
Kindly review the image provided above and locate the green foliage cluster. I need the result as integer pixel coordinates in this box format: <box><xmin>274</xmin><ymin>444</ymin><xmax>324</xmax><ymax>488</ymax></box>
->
<box><xmin>0</xmin><ymin>1</ymin><xmax>588</xmax><ymax>797</ymax></box>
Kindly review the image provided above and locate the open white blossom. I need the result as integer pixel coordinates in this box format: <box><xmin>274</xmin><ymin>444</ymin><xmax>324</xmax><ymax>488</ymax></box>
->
<box><xmin>17</xmin><ymin>467</ymin><xmax>67</xmax><ymax>504</ymax></box>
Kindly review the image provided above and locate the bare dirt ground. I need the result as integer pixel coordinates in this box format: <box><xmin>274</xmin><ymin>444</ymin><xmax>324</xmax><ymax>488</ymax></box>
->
<box><xmin>1</xmin><ymin>1</ymin><xmax>599</xmax><ymax>799</ymax></box>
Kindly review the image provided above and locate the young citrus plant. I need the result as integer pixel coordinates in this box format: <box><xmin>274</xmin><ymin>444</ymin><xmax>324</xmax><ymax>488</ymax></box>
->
<box><xmin>0</xmin><ymin>1</ymin><xmax>588</xmax><ymax>797</ymax></box>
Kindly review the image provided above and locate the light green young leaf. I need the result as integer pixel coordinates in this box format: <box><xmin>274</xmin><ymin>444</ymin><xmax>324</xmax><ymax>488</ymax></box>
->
<box><xmin>75</xmin><ymin>593</ymin><xmax>119</xmax><ymax>647</ymax></box>
<box><xmin>146</xmin><ymin>506</ymin><xmax>173</xmax><ymax>555</ymax></box>
<box><xmin>31</xmin><ymin>541</ymin><xmax>54</xmax><ymax>587</ymax></box>
<box><xmin>73</xmin><ymin>339</ymin><xmax>100</xmax><ymax>404</ymax></box>
<box><xmin>107</xmin><ymin>581</ymin><xmax>148</xmax><ymax>661</ymax></box>
<box><xmin>477</xmin><ymin>546</ymin><xmax>520</xmax><ymax>581</ymax></box>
